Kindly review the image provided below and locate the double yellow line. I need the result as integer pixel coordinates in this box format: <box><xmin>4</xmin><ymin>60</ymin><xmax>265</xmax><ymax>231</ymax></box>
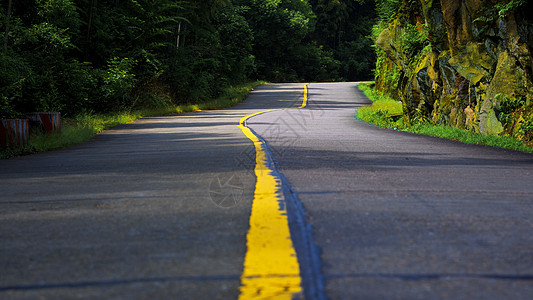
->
<box><xmin>237</xmin><ymin>84</ymin><xmax>308</xmax><ymax>299</ymax></box>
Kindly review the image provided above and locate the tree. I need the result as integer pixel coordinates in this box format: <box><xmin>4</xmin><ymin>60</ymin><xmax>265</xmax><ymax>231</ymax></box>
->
<box><xmin>3</xmin><ymin>0</ymin><xmax>13</xmax><ymax>51</ymax></box>
<box><xmin>237</xmin><ymin>0</ymin><xmax>317</xmax><ymax>81</ymax></box>
<box><xmin>310</xmin><ymin>0</ymin><xmax>377</xmax><ymax>80</ymax></box>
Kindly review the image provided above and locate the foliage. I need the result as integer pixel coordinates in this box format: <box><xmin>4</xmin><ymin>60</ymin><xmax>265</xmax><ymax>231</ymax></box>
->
<box><xmin>0</xmin><ymin>0</ymin><xmax>257</xmax><ymax>118</ymax></box>
<box><xmin>473</xmin><ymin>0</ymin><xmax>527</xmax><ymax>37</ymax></box>
<box><xmin>398</xmin><ymin>23</ymin><xmax>429</xmax><ymax>59</ymax></box>
<box><xmin>0</xmin><ymin>96</ymin><xmax>16</xmax><ymax>119</ymax></box>
<box><xmin>518</xmin><ymin>117</ymin><xmax>533</xmax><ymax>141</ymax></box>
<box><xmin>310</xmin><ymin>0</ymin><xmax>377</xmax><ymax>80</ymax></box>
<box><xmin>357</xmin><ymin>82</ymin><xmax>533</xmax><ymax>153</ymax></box>
<box><xmin>215</xmin><ymin>5</ymin><xmax>256</xmax><ymax>83</ymax></box>
<box><xmin>495</xmin><ymin>0</ymin><xmax>527</xmax><ymax>18</ymax></box>
<box><xmin>1</xmin><ymin>81</ymin><xmax>266</xmax><ymax>159</ymax></box>
<box><xmin>496</xmin><ymin>94</ymin><xmax>525</xmax><ymax>127</ymax></box>
<box><xmin>375</xmin><ymin>0</ymin><xmax>401</xmax><ymax>22</ymax></box>
<box><xmin>100</xmin><ymin>57</ymin><xmax>138</xmax><ymax>110</ymax></box>
<box><xmin>236</xmin><ymin>0</ymin><xmax>315</xmax><ymax>81</ymax></box>
<box><xmin>357</xmin><ymin>82</ymin><xmax>403</xmax><ymax>127</ymax></box>
<box><xmin>337</xmin><ymin>39</ymin><xmax>375</xmax><ymax>81</ymax></box>
<box><xmin>1</xmin><ymin>0</ymin><xmax>380</xmax><ymax>121</ymax></box>
<box><xmin>370</xmin><ymin>0</ymin><xmax>401</xmax><ymax>43</ymax></box>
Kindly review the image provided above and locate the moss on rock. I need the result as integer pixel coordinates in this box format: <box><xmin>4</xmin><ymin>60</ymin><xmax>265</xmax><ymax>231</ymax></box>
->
<box><xmin>449</xmin><ymin>43</ymin><xmax>494</xmax><ymax>85</ymax></box>
<box><xmin>372</xmin><ymin>0</ymin><xmax>533</xmax><ymax>142</ymax></box>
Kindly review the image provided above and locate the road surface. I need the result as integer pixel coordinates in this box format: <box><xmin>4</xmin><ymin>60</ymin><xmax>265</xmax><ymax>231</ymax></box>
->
<box><xmin>2</xmin><ymin>82</ymin><xmax>533</xmax><ymax>299</ymax></box>
<box><xmin>0</xmin><ymin>84</ymin><xmax>304</xmax><ymax>299</ymax></box>
<box><xmin>248</xmin><ymin>82</ymin><xmax>533</xmax><ymax>299</ymax></box>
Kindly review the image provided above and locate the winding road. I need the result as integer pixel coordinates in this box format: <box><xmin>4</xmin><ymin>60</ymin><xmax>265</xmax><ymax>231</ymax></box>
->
<box><xmin>2</xmin><ymin>83</ymin><xmax>533</xmax><ymax>299</ymax></box>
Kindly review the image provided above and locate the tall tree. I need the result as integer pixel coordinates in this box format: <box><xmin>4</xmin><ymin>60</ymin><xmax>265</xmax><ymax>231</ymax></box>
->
<box><xmin>236</xmin><ymin>0</ymin><xmax>317</xmax><ymax>81</ymax></box>
<box><xmin>3</xmin><ymin>0</ymin><xmax>13</xmax><ymax>51</ymax></box>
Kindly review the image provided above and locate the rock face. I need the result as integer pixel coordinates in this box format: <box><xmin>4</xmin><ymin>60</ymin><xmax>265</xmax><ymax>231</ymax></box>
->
<box><xmin>374</xmin><ymin>0</ymin><xmax>533</xmax><ymax>140</ymax></box>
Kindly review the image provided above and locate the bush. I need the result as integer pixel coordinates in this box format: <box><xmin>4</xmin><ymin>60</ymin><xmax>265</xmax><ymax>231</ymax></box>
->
<box><xmin>398</xmin><ymin>23</ymin><xmax>429</xmax><ymax>59</ymax></box>
<box><xmin>0</xmin><ymin>53</ymin><xmax>31</xmax><ymax>118</ymax></box>
<box><xmin>99</xmin><ymin>57</ymin><xmax>138</xmax><ymax>111</ymax></box>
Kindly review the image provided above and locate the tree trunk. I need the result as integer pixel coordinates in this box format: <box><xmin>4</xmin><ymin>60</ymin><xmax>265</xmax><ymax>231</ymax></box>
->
<box><xmin>85</xmin><ymin>0</ymin><xmax>95</xmax><ymax>59</ymax></box>
<box><xmin>176</xmin><ymin>21</ymin><xmax>181</xmax><ymax>48</ymax></box>
<box><xmin>4</xmin><ymin>0</ymin><xmax>13</xmax><ymax>52</ymax></box>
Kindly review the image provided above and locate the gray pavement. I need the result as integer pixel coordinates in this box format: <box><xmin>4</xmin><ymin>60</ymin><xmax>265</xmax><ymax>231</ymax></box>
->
<box><xmin>247</xmin><ymin>82</ymin><xmax>533</xmax><ymax>299</ymax></box>
<box><xmin>0</xmin><ymin>84</ymin><xmax>305</xmax><ymax>299</ymax></box>
<box><xmin>3</xmin><ymin>82</ymin><xmax>533</xmax><ymax>299</ymax></box>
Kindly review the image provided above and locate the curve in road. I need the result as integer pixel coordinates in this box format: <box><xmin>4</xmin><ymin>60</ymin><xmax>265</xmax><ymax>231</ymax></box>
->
<box><xmin>247</xmin><ymin>82</ymin><xmax>533</xmax><ymax>299</ymax></box>
<box><xmin>0</xmin><ymin>84</ymin><xmax>306</xmax><ymax>299</ymax></box>
<box><xmin>4</xmin><ymin>82</ymin><xmax>533</xmax><ymax>299</ymax></box>
<box><xmin>237</xmin><ymin>100</ymin><xmax>304</xmax><ymax>298</ymax></box>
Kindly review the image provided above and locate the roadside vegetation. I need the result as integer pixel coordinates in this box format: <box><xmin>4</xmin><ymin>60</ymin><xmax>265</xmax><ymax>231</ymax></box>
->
<box><xmin>369</xmin><ymin>0</ymin><xmax>533</xmax><ymax>145</ymax></box>
<box><xmin>5</xmin><ymin>1</ymin><xmax>531</xmax><ymax>158</ymax></box>
<box><xmin>1</xmin><ymin>0</ymin><xmax>376</xmax><ymax>158</ymax></box>
<box><xmin>1</xmin><ymin>0</ymin><xmax>376</xmax><ymax>122</ymax></box>
<box><xmin>0</xmin><ymin>81</ymin><xmax>264</xmax><ymax>159</ymax></box>
<box><xmin>357</xmin><ymin>82</ymin><xmax>533</xmax><ymax>153</ymax></box>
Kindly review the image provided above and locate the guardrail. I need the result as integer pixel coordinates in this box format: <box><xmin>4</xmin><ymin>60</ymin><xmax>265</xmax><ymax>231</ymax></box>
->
<box><xmin>1</xmin><ymin>112</ymin><xmax>61</xmax><ymax>149</ymax></box>
<box><xmin>0</xmin><ymin>119</ymin><xmax>30</xmax><ymax>148</ymax></box>
<box><xmin>26</xmin><ymin>112</ymin><xmax>61</xmax><ymax>134</ymax></box>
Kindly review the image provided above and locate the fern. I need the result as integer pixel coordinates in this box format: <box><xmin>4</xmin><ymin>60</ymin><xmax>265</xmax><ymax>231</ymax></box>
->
<box><xmin>496</xmin><ymin>0</ymin><xmax>526</xmax><ymax>18</ymax></box>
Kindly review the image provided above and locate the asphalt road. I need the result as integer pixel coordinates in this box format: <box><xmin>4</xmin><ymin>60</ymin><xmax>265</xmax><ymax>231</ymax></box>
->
<box><xmin>0</xmin><ymin>84</ymin><xmax>304</xmax><ymax>299</ymax></box>
<box><xmin>247</xmin><ymin>82</ymin><xmax>533</xmax><ymax>299</ymax></box>
<box><xmin>2</xmin><ymin>82</ymin><xmax>533</xmax><ymax>299</ymax></box>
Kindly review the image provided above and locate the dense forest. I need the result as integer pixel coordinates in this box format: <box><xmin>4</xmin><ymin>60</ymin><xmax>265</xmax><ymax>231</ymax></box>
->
<box><xmin>0</xmin><ymin>0</ymin><xmax>376</xmax><ymax>119</ymax></box>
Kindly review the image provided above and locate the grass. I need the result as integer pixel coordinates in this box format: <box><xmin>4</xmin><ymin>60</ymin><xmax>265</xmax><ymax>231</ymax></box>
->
<box><xmin>357</xmin><ymin>82</ymin><xmax>403</xmax><ymax>128</ymax></box>
<box><xmin>357</xmin><ymin>82</ymin><xmax>533</xmax><ymax>153</ymax></box>
<box><xmin>1</xmin><ymin>81</ymin><xmax>266</xmax><ymax>159</ymax></box>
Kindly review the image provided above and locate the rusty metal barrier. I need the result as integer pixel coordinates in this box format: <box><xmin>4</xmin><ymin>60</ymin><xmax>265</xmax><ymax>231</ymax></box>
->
<box><xmin>0</xmin><ymin>119</ymin><xmax>30</xmax><ymax>149</ymax></box>
<box><xmin>26</xmin><ymin>112</ymin><xmax>61</xmax><ymax>134</ymax></box>
<box><xmin>1</xmin><ymin>113</ymin><xmax>61</xmax><ymax>149</ymax></box>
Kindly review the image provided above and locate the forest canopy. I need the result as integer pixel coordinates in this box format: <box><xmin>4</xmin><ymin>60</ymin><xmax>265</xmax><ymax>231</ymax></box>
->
<box><xmin>1</xmin><ymin>0</ymin><xmax>376</xmax><ymax>118</ymax></box>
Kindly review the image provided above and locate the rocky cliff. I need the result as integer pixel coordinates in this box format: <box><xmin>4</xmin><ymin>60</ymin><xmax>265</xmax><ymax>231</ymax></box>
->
<box><xmin>374</xmin><ymin>0</ymin><xmax>533</xmax><ymax>141</ymax></box>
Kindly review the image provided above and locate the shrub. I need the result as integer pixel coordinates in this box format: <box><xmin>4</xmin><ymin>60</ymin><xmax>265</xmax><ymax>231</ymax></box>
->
<box><xmin>398</xmin><ymin>23</ymin><xmax>429</xmax><ymax>59</ymax></box>
<box><xmin>100</xmin><ymin>57</ymin><xmax>138</xmax><ymax>111</ymax></box>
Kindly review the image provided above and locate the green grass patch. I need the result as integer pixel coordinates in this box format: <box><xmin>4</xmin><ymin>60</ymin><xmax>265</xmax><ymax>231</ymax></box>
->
<box><xmin>357</xmin><ymin>82</ymin><xmax>533</xmax><ymax>153</ymax></box>
<box><xmin>1</xmin><ymin>81</ymin><xmax>267</xmax><ymax>159</ymax></box>
<box><xmin>357</xmin><ymin>82</ymin><xmax>403</xmax><ymax>128</ymax></box>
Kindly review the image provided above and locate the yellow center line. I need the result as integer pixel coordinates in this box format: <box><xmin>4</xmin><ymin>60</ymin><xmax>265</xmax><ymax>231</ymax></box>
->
<box><xmin>237</xmin><ymin>84</ymin><xmax>308</xmax><ymax>299</ymax></box>
<box><xmin>299</xmin><ymin>84</ymin><xmax>308</xmax><ymax>109</ymax></box>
